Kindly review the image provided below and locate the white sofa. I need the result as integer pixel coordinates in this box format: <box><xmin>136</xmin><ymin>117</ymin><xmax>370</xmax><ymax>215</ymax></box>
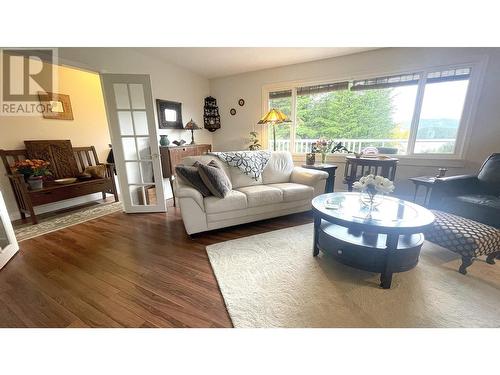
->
<box><xmin>174</xmin><ymin>151</ymin><xmax>328</xmax><ymax>234</ymax></box>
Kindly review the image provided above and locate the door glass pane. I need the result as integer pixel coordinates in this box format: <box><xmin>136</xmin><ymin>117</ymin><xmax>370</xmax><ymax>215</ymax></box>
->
<box><xmin>126</xmin><ymin>162</ymin><xmax>142</xmax><ymax>184</ymax></box>
<box><xmin>0</xmin><ymin>217</ymin><xmax>10</xmax><ymax>249</ymax></box>
<box><xmin>122</xmin><ymin>138</ymin><xmax>138</xmax><ymax>160</ymax></box>
<box><xmin>129</xmin><ymin>185</ymin><xmax>146</xmax><ymax>205</ymax></box>
<box><xmin>136</xmin><ymin>137</ymin><xmax>151</xmax><ymax>159</ymax></box>
<box><xmin>140</xmin><ymin>162</ymin><xmax>154</xmax><ymax>183</ymax></box>
<box><xmin>415</xmin><ymin>79</ymin><xmax>469</xmax><ymax>154</ymax></box>
<box><xmin>133</xmin><ymin>111</ymin><xmax>149</xmax><ymax>135</ymax></box>
<box><xmin>118</xmin><ymin>111</ymin><xmax>134</xmax><ymax>135</ymax></box>
<box><xmin>113</xmin><ymin>84</ymin><xmax>130</xmax><ymax>109</ymax></box>
<box><xmin>129</xmin><ymin>84</ymin><xmax>146</xmax><ymax>109</ymax></box>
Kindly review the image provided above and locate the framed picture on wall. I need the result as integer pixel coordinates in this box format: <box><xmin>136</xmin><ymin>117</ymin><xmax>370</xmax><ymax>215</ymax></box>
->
<box><xmin>156</xmin><ymin>99</ymin><xmax>183</xmax><ymax>129</ymax></box>
<box><xmin>38</xmin><ymin>92</ymin><xmax>74</xmax><ymax>120</ymax></box>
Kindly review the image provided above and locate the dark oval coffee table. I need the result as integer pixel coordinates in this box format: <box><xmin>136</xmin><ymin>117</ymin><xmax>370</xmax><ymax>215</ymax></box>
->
<box><xmin>312</xmin><ymin>192</ymin><xmax>435</xmax><ymax>289</ymax></box>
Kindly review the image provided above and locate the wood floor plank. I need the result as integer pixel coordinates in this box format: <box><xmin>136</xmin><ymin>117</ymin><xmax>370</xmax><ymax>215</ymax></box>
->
<box><xmin>0</xmin><ymin>201</ymin><xmax>312</xmax><ymax>327</ymax></box>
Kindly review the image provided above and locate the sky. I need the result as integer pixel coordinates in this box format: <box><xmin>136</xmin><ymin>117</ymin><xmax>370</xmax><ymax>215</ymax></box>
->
<box><xmin>391</xmin><ymin>80</ymin><xmax>469</xmax><ymax>127</ymax></box>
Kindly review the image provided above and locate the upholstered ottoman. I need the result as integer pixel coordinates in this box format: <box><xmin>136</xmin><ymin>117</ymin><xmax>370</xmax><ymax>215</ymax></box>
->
<box><xmin>425</xmin><ymin>210</ymin><xmax>500</xmax><ymax>274</ymax></box>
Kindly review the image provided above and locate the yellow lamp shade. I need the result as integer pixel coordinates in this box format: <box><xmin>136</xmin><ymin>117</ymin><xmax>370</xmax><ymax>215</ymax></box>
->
<box><xmin>257</xmin><ymin>108</ymin><xmax>290</xmax><ymax>125</ymax></box>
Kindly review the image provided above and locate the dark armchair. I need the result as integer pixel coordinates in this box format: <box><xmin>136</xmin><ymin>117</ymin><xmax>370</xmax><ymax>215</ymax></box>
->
<box><xmin>428</xmin><ymin>153</ymin><xmax>500</xmax><ymax>228</ymax></box>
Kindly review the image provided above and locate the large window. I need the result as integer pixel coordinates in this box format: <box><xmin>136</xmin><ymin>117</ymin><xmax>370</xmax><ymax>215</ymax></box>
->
<box><xmin>266</xmin><ymin>66</ymin><xmax>473</xmax><ymax>156</ymax></box>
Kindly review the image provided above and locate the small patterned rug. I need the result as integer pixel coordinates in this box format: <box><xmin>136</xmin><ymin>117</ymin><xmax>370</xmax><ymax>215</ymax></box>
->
<box><xmin>207</xmin><ymin>223</ymin><xmax>500</xmax><ymax>328</ymax></box>
<box><xmin>14</xmin><ymin>201</ymin><xmax>123</xmax><ymax>242</ymax></box>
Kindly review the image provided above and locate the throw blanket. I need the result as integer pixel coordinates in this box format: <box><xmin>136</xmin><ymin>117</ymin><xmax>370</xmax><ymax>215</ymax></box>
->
<box><xmin>210</xmin><ymin>151</ymin><xmax>271</xmax><ymax>180</ymax></box>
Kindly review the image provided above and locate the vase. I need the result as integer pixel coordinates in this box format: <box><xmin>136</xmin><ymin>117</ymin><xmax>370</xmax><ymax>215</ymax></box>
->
<box><xmin>159</xmin><ymin>134</ymin><xmax>170</xmax><ymax>147</ymax></box>
<box><xmin>321</xmin><ymin>153</ymin><xmax>327</xmax><ymax>164</ymax></box>
<box><xmin>359</xmin><ymin>191</ymin><xmax>384</xmax><ymax>209</ymax></box>
<box><xmin>27</xmin><ymin>176</ymin><xmax>43</xmax><ymax>190</ymax></box>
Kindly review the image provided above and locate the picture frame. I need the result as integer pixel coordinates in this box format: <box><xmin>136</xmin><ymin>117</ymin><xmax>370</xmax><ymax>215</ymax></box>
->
<box><xmin>38</xmin><ymin>92</ymin><xmax>74</xmax><ymax>120</ymax></box>
<box><xmin>156</xmin><ymin>99</ymin><xmax>183</xmax><ymax>129</ymax></box>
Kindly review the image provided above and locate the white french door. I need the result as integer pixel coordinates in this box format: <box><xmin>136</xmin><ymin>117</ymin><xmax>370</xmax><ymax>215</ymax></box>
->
<box><xmin>0</xmin><ymin>190</ymin><xmax>19</xmax><ymax>269</ymax></box>
<box><xmin>101</xmin><ymin>74</ymin><xmax>166</xmax><ymax>213</ymax></box>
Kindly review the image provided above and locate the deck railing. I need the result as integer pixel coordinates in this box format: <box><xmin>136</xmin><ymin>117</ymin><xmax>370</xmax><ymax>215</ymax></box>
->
<box><xmin>272</xmin><ymin>138</ymin><xmax>455</xmax><ymax>154</ymax></box>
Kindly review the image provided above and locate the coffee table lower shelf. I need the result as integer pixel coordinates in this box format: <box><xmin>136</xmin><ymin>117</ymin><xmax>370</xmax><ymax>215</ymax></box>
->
<box><xmin>315</xmin><ymin>221</ymin><xmax>424</xmax><ymax>286</ymax></box>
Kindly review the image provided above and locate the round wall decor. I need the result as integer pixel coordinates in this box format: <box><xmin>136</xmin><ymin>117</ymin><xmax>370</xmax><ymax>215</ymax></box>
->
<box><xmin>230</xmin><ymin>108</ymin><xmax>236</xmax><ymax>116</ymax></box>
<box><xmin>238</xmin><ymin>98</ymin><xmax>245</xmax><ymax>106</ymax></box>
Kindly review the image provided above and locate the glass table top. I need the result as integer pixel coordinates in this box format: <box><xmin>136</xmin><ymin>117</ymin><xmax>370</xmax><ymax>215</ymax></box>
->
<box><xmin>312</xmin><ymin>192</ymin><xmax>435</xmax><ymax>231</ymax></box>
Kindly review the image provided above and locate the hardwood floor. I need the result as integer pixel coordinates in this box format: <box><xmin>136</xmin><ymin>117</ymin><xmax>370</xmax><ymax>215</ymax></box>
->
<box><xmin>0</xmin><ymin>200</ymin><xmax>312</xmax><ymax>327</ymax></box>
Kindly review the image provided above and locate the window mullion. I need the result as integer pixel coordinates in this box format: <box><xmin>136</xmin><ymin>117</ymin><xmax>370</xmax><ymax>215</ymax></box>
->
<box><xmin>407</xmin><ymin>72</ymin><xmax>427</xmax><ymax>155</ymax></box>
<box><xmin>290</xmin><ymin>87</ymin><xmax>297</xmax><ymax>153</ymax></box>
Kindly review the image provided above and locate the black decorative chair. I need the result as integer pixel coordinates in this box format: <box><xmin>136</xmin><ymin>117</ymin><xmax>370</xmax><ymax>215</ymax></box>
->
<box><xmin>428</xmin><ymin>153</ymin><xmax>500</xmax><ymax>228</ymax></box>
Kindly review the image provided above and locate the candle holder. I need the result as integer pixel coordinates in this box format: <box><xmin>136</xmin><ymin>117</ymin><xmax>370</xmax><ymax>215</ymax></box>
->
<box><xmin>306</xmin><ymin>153</ymin><xmax>316</xmax><ymax>165</ymax></box>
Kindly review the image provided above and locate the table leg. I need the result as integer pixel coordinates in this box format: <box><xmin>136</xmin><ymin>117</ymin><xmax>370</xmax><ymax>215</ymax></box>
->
<box><xmin>424</xmin><ymin>186</ymin><xmax>431</xmax><ymax>207</ymax></box>
<box><xmin>380</xmin><ymin>233</ymin><xmax>399</xmax><ymax>289</ymax></box>
<box><xmin>412</xmin><ymin>184</ymin><xmax>419</xmax><ymax>202</ymax></box>
<box><xmin>313</xmin><ymin>215</ymin><xmax>321</xmax><ymax>257</ymax></box>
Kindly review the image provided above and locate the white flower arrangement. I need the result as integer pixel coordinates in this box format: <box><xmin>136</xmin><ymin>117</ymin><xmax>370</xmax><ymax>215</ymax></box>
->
<box><xmin>353</xmin><ymin>174</ymin><xmax>395</xmax><ymax>199</ymax></box>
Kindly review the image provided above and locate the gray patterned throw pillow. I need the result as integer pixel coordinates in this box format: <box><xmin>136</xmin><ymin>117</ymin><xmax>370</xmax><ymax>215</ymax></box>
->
<box><xmin>175</xmin><ymin>164</ymin><xmax>212</xmax><ymax>197</ymax></box>
<box><xmin>197</xmin><ymin>161</ymin><xmax>232</xmax><ymax>198</ymax></box>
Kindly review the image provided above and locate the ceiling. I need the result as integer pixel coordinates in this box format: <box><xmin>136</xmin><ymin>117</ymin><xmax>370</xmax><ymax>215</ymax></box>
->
<box><xmin>135</xmin><ymin>48</ymin><xmax>377</xmax><ymax>79</ymax></box>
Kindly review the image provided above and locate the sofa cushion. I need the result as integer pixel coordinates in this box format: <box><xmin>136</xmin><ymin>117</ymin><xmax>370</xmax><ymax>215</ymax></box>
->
<box><xmin>268</xmin><ymin>183</ymin><xmax>314</xmax><ymax>202</ymax></box>
<box><xmin>229</xmin><ymin>167</ymin><xmax>262</xmax><ymax>189</ymax></box>
<box><xmin>236</xmin><ymin>185</ymin><xmax>283</xmax><ymax>207</ymax></box>
<box><xmin>198</xmin><ymin>162</ymin><xmax>232</xmax><ymax>198</ymax></box>
<box><xmin>204</xmin><ymin>190</ymin><xmax>248</xmax><ymax>214</ymax></box>
<box><xmin>477</xmin><ymin>154</ymin><xmax>500</xmax><ymax>195</ymax></box>
<box><xmin>262</xmin><ymin>151</ymin><xmax>294</xmax><ymax>184</ymax></box>
<box><xmin>439</xmin><ymin>194</ymin><xmax>500</xmax><ymax>228</ymax></box>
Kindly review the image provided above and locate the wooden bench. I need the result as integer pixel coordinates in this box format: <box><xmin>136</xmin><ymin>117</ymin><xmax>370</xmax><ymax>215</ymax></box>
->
<box><xmin>1</xmin><ymin>142</ymin><xmax>118</xmax><ymax>225</ymax></box>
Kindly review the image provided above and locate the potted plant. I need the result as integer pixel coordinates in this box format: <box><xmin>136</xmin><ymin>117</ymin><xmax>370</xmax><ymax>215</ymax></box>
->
<box><xmin>247</xmin><ymin>131</ymin><xmax>262</xmax><ymax>151</ymax></box>
<box><xmin>312</xmin><ymin>138</ymin><xmax>333</xmax><ymax>164</ymax></box>
<box><xmin>11</xmin><ymin>159</ymin><xmax>51</xmax><ymax>190</ymax></box>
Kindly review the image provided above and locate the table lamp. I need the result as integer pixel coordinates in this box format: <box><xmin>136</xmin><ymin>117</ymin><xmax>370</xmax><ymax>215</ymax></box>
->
<box><xmin>185</xmin><ymin>119</ymin><xmax>200</xmax><ymax>144</ymax></box>
<box><xmin>257</xmin><ymin>108</ymin><xmax>290</xmax><ymax>151</ymax></box>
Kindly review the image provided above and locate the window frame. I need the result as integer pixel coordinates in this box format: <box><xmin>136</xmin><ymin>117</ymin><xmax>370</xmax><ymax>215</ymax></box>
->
<box><xmin>261</xmin><ymin>58</ymin><xmax>487</xmax><ymax>160</ymax></box>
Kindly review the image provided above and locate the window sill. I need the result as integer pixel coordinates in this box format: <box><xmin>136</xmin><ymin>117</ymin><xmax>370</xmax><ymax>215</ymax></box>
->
<box><xmin>291</xmin><ymin>153</ymin><xmax>466</xmax><ymax>168</ymax></box>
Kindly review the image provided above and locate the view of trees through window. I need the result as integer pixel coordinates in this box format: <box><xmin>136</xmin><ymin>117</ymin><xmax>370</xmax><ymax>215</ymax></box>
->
<box><xmin>268</xmin><ymin>67</ymin><xmax>471</xmax><ymax>155</ymax></box>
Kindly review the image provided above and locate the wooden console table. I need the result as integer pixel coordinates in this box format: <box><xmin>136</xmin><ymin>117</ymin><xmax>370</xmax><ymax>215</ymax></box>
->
<box><xmin>160</xmin><ymin>144</ymin><xmax>212</xmax><ymax>206</ymax></box>
<box><xmin>343</xmin><ymin>156</ymin><xmax>398</xmax><ymax>191</ymax></box>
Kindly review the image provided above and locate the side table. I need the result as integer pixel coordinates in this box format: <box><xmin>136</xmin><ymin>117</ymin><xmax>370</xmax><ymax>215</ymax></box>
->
<box><xmin>301</xmin><ymin>164</ymin><xmax>337</xmax><ymax>193</ymax></box>
<box><xmin>409</xmin><ymin>176</ymin><xmax>436</xmax><ymax>207</ymax></box>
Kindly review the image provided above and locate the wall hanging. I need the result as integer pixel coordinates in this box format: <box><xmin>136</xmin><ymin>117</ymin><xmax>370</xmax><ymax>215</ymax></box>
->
<box><xmin>203</xmin><ymin>96</ymin><xmax>221</xmax><ymax>132</ymax></box>
<box><xmin>230</xmin><ymin>108</ymin><xmax>236</xmax><ymax>116</ymax></box>
<box><xmin>38</xmin><ymin>92</ymin><xmax>74</xmax><ymax>120</ymax></box>
<box><xmin>238</xmin><ymin>98</ymin><xmax>245</xmax><ymax>106</ymax></box>
<box><xmin>157</xmin><ymin>99</ymin><xmax>183</xmax><ymax>129</ymax></box>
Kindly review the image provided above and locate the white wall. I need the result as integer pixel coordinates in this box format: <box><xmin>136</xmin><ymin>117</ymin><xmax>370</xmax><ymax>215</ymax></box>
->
<box><xmin>58</xmin><ymin>48</ymin><xmax>212</xmax><ymax>199</ymax></box>
<box><xmin>0</xmin><ymin>63</ymin><xmax>112</xmax><ymax>220</ymax></box>
<box><xmin>209</xmin><ymin>47</ymin><xmax>500</xmax><ymax>198</ymax></box>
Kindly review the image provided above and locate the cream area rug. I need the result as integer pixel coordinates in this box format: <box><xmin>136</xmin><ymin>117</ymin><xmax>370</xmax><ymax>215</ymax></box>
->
<box><xmin>206</xmin><ymin>224</ymin><xmax>500</xmax><ymax>328</ymax></box>
<box><xmin>14</xmin><ymin>202</ymin><xmax>122</xmax><ymax>242</ymax></box>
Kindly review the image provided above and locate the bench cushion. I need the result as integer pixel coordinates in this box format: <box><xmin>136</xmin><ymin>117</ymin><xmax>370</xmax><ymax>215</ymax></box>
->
<box><xmin>425</xmin><ymin>210</ymin><xmax>500</xmax><ymax>258</ymax></box>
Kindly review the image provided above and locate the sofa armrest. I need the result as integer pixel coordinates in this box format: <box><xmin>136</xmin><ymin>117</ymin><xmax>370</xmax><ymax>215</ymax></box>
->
<box><xmin>290</xmin><ymin>167</ymin><xmax>329</xmax><ymax>187</ymax></box>
<box><xmin>428</xmin><ymin>174</ymin><xmax>480</xmax><ymax>208</ymax></box>
<box><xmin>174</xmin><ymin>179</ymin><xmax>205</xmax><ymax>211</ymax></box>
